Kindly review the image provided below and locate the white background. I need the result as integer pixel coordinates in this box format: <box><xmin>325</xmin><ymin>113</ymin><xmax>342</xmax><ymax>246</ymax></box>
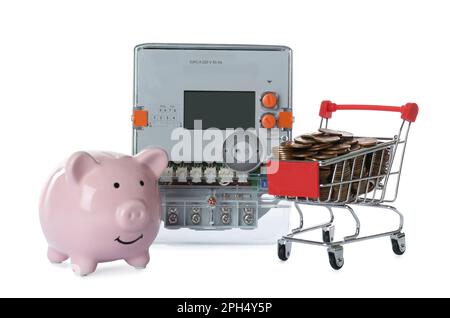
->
<box><xmin>0</xmin><ymin>0</ymin><xmax>448</xmax><ymax>297</ymax></box>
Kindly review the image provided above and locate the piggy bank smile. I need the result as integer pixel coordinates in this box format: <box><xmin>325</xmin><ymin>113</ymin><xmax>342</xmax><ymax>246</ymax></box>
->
<box><xmin>115</xmin><ymin>234</ymin><xmax>144</xmax><ymax>245</ymax></box>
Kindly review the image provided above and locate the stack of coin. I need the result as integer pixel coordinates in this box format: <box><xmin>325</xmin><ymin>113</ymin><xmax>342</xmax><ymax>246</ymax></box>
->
<box><xmin>370</xmin><ymin>145</ymin><xmax>391</xmax><ymax>177</ymax></box>
<box><xmin>350</xmin><ymin>155</ymin><xmax>370</xmax><ymax>196</ymax></box>
<box><xmin>319</xmin><ymin>165</ymin><xmax>333</xmax><ymax>201</ymax></box>
<box><xmin>347</xmin><ymin>139</ymin><xmax>376</xmax><ymax>195</ymax></box>
<box><xmin>357</xmin><ymin>138</ymin><xmax>391</xmax><ymax>193</ymax></box>
<box><xmin>328</xmin><ymin>161</ymin><xmax>352</xmax><ymax>201</ymax></box>
<box><xmin>272</xmin><ymin>128</ymin><xmax>392</xmax><ymax>202</ymax></box>
<box><xmin>272</xmin><ymin>141</ymin><xmax>317</xmax><ymax>161</ymax></box>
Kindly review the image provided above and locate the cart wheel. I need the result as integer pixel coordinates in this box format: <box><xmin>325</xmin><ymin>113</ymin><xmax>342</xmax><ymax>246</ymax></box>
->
<box><xmin>327</xmin><ymin>245</ymin><xmax>344</xmax><ymax>270</ymax></box>
<box><xmin>277</xmin><ymin>239</ymin><xmax>291</xmax><ymax>261</ymax></box>
<box><xmin>390</xmin><ymin>232</ymin><xmax>406</xmax><ymax>255</ymax></box>
<box><xmin>322</xmin><ymin>225</ymin><xmax>335</xmax><ymax>243</ymax></box>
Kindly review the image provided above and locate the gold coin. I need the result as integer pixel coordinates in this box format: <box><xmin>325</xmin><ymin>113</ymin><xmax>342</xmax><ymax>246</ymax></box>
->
<box><xmin>350</xmin><ymin>144</ymin><xmax>361</xmax><ymax>151</ymax></box>
<box><xmin>322</xmin><ymin>148</ymin><xmax>349</xmax><ymax>155</ymax></box>
<box><xmin>281</xmin><ymin>141</ymin><xmax>311</xmax><ymax>149</ymax></box>
<box><xmin>356</xmin><ymin>137</ymin><xmax>377</xmax><ymax>147</ymax></box>
<box><xmin>301</xmin><ymin>132</ymin><xmax>323</xmax><ymax>139</ymax></box>
<box><xmin>318</xmin><ymin>128</ymin><xmax>342</xmax><ymax>136</ymax></box>
<box><xmin>318</xmin><ymin>128</ymin><xmax>353</xmax><ymax>138</ymax></box>
<box><xmin>313</xmin><ymin>153</ymin><xmax>338</xmax><ymax>160</ymax></box>
<box><xmin>291</xmin><ymin>151</ymin><xmax>318</xmax><ymax>158</ymax></box>
<box><xmin>326</xmin><ymin>143</ymin><xmax>351</xmax><ymax>151</ymax></box>
<box><xmin>294</xmin><ymin>136</ymin><xmax>315</xmax><ymax>145</ymax></box>
<box><xmin>344</xmin><ymin>138</ymin><xmax>358</xmax><ymax>146</ymax></box>
<box><xmin>311</xmin><ymin>135</ymin><xmax>341</xmax><ymax>143</ymax></box>
<box><xmin>309</xmin><ymin>143</ymin><xmax>333</xmax><ymax>151</ymax></box>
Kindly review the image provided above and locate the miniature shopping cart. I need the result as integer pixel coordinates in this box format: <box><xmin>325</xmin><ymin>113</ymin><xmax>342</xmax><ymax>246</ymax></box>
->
<box><xmin>267</xmin><ymin>101</ymin><xmax>419</xmax><ymax>270</ymax></box>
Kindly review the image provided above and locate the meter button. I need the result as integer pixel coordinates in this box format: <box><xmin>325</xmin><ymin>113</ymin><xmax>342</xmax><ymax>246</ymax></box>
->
<box><xmin>261</xmin><ymin>92</ymin><xmax>278</xmax><ymax>109</ymax></box>
<box><xmin>261</xmin><ymin>113</ymin><xmax>277</xmax><ymax>129</ymax></box>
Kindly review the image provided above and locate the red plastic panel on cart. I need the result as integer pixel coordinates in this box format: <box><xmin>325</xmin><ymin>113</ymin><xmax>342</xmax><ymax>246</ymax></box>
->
<box><xmin>267</xmin><ymin>160</ymin><xmax>320</xmax><ymax>198</ymax></box>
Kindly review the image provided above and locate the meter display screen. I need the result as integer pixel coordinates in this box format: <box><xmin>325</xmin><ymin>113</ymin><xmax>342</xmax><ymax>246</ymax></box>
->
<box><xmin>184</xmin><ymin>91</ymin><xmax>255</xmax><ymax>129</ymax></box>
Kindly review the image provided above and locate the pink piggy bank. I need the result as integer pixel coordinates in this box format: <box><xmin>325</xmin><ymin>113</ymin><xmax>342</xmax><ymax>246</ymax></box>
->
<box><xmin>39</xmin><ymin>148</ymin><xmax>168</xmax><ymax>276</ymax></box>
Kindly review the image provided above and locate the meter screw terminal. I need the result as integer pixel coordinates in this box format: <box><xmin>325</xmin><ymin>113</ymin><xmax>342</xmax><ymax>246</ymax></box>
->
<box><xmin>168</xmin><ymin>213</ymin><xmax>178</xmax><ymax>225</ymax></box>
<box><xmin>243</xmin><ymin>208</ymin><xmax>254</xmax><ymax>225</ymax></box>
<box><xmin>220</xmin><ymin>207</ymin><xmax>231</xmax><ymax>225</ymax></box>
<box><xmin>243</xmin><ymin>214</ymin><xmax>254</xmax><ymax>225</ymax></box>
<box><xmin>191</xmin><ymin>207</ymin><xmax>201</xmax><ymax>225</ymax></box>
<box><xmin>191</xmin><ymin>213</ymin><xmax>201</xmax><ymax>225</ymax></box>
<box><xmin>204</xmin><ymin>167</ymin><xmax>217</xmax><ymax>184</ymax></box>
<box><xmin>167</xmin><ymin>207</ymin><xmax>178</xmax><ymax>225</ymax></box>
<box><xmin>175</xmin><ymin>166</ymin><xmax>188</xmax><ymax>183</ymax></box>
<box><xmin>221</xmin><ymin>213</ymin><xmax>231</xmax><ymax>225</ymax></box>
<box><xmin>190</xmin><ymin>166</ymin><xmax>203</xmax><ymax>183</ymax></box>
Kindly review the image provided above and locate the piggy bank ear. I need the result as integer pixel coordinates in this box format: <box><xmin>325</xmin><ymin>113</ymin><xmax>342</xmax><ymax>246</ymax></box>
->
<box><xmin>65</xmin><ymin>152</ymin><xmax>99</xmax><ymax>186</ymax></box>
<box><xmin>135</xmin><ymin>148</ymin><xmax>168</xmax><ymax>178</ymax></box>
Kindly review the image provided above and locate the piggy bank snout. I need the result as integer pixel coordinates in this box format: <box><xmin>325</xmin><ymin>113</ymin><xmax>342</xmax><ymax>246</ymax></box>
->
<box><xmin>116</xmin><ymin>200</ymin><xmax>151</xmax><ymax>232</ymax></box>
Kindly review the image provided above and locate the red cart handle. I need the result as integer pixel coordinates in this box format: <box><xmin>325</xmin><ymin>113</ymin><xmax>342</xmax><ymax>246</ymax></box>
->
<box><xmin>319</xmin><ymin>100</ymin><xmax>419</xmax><ymax>122</ymax></box>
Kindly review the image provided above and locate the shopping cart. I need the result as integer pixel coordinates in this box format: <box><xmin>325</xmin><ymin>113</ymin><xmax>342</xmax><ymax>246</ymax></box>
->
<box><xmin>267</xmin><ymin>101</ymin><xmax>419</xmax><ymax>269</ymax></box>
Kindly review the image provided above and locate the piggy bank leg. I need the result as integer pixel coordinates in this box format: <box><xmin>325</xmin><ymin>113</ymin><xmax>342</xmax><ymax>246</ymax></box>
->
<box><xmin>71</xmin><ymin>257</ymin><xmax>98</xmax><ymax>276</ymax></box>
<box><xmin>47</xmin><ymin>247</ymin><xmax>69</xmax><ymax>264</ymax></box>
<box><xmin>125</xmin><ymin>251</ymin><xmax>150</xmax><ymax>269</ymax></box>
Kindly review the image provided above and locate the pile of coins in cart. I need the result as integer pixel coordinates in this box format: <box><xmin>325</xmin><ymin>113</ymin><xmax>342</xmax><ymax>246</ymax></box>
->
<box><xmin>272</xmin><ymin>128</ymin><xmax>391</xmax><ymax>201</ymax></box>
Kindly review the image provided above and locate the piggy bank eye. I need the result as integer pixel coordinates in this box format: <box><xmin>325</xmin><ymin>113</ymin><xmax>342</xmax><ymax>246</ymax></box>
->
<box><xmin>114</xmin><ymin>182</ymin><xmax>120</xmax><ymax>189</ymax></box>
<box><xmin>139</xmin><ymin>180</ymin><xmax>144</xmax><ymax>186</ymax></box>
